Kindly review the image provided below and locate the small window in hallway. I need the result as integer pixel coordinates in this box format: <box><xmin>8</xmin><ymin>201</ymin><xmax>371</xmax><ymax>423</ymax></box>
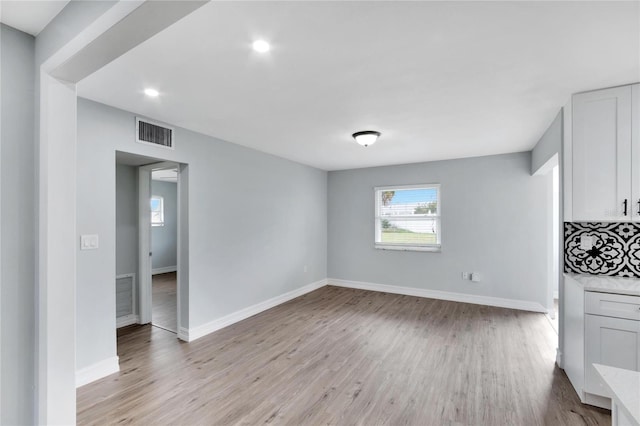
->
<box><xmin>151</xmin><ymin>196</ymin><xmax>165</xmax><ymax>227</ymax></box>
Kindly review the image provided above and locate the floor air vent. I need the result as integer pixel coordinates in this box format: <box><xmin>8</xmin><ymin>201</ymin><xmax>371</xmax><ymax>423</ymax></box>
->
<box><xmin>116</xmin><ymin>274</ymin><xmax>137</xmax><ymax>328</ymax></box>
<box><xmin>136</xmin><ymin>117</ymin><xmax>174</xmax><ymax>149</ymax></box>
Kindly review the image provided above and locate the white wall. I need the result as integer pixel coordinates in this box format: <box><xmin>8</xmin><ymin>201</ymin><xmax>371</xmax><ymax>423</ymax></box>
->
<box><xmin>76</xmin><ymin>98</ymin><xmax>328</xmax><ymax>371</ymax></box>
<box><xmin>151</xmin><ymin>180</ymin><xmax>177</xmax><ymax>271</ymax></box>
<box><xmin>116</xmin><ymin>164</ymin><xmax>138</xmax><ymax>276</ymax></box>
<box><xmin>0</xmin><ymin>23</ymin><xmax>36</xmax><ymax>425</ymax></box>
<box><xmin>531</xmin><ymin>108</ymin><xmax>564</xmax><ymax>365</ymax></box>
<box><xmin>327</xmin><ymin>152</ymin><xmax>548</xmax><ymax>309</ymax></box>
<box><xmin>532</xmin><ymin>111</ymin><xmax>562</xmax><ymax>174</ymax></box>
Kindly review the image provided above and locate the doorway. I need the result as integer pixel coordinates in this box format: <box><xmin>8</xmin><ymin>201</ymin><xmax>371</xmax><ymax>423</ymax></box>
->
<box><xmin>114</xmin><ymin>152</ymin><xmax>188</xmax><ymax>339</ymax></box>
<box><xmin>536</xmin><ymin>154</ymin><xmax>560</xmax><ymax>333</ymax></box>
<box><xmin>150</xmin><ymin>167</ymin><xmax>178</xmax><ymax>333</ymax></box>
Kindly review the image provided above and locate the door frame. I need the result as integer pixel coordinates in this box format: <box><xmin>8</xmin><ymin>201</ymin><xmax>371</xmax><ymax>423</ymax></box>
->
<box><xmin>533</xmin><ymin>153</ymin><xmax>560</xmax><ymax>315</ymax></box>
<box><xmin>138</xmin><ymin>161</ymin><xmax>183</xmax><ymax>334</ymax></box>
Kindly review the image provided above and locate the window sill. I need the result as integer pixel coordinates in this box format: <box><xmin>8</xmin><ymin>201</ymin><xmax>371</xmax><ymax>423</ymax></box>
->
<box><xmin>375</xmin><ymin>244</ymin><xmax>441</xmax><ymax>253</ymax></box>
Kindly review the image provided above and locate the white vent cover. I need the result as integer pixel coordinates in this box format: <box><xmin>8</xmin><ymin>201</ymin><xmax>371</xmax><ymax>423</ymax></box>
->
<box><xmin>136</xmin><ymin>117</ymin><xmax>174</xmax><ymax>149</ymax></box>
<box><xmin>116</xmin><ymin>274</ymin><xmax>135</xmax><ymax>318</ymax></box>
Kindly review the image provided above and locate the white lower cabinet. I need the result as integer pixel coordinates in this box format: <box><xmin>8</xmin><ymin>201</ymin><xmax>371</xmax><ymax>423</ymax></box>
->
<box><xmin>585</xmin><ymin>314</ymin><xmax>640</xmax><ymax>397</ymax></box>
<box><xmin>564</xmin><ymin>275</ymin><xmax>640</xmax><ymax>410</ymax></box>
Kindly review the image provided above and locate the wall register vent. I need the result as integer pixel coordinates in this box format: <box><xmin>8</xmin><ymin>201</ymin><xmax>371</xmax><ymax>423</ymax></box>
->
<box><xmin>136</xmin><ymin>117</ymin><xmax>174</xmax><ymax>149</ymax></box>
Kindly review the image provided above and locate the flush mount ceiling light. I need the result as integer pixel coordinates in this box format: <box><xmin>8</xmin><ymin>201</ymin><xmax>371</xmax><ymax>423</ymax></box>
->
<box><xmin>252</xmin><ymin>39</ymin><xmax>270</xmax><ymax>53</ymax></box>
<box><xmin>352</xmin><ymin>130</ymin><xmax>381</xmax><ymax>147</ymax></box>
<box><xmin>144</xmin><ymin>88</ymin><xmax>159</xmax><ymax>98</ymax></box>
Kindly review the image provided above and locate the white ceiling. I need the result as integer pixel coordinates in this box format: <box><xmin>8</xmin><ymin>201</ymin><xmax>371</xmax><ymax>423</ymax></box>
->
<box><xmin>78</xmin><ymin>1</ymin><xmax>640</xmax><ymax>171</ymax></box>
<box><xmin>0</xmin><ymin>0</ymin><xmax>69</xmax><ymax>36</ymax></box>
<box><xmin>152</xmin><ymin>169</ymin><xmax>178</xmax><ymax>183</ymax></box>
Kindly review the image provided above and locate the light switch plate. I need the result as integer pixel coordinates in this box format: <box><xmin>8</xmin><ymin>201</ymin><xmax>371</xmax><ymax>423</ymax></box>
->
<box><xmin>80</xmin><ymin>234</ymin><xmax>99</xmax><ymax>250</ymax></box>
<box><xmin>580</xmin><ymin>235</ymin><xmax>594</xmax><ymax>250</ymax></box>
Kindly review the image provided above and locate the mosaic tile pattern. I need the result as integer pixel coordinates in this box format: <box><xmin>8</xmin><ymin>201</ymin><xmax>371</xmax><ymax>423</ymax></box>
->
<box><xmin>564</xmin><ymin>222</ymin><xmax>640</xmax><ymax>277</ymax></box>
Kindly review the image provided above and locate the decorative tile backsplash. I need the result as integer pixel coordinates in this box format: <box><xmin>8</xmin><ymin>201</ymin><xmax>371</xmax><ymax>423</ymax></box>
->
<box><xmin>564</xmin><ymin>222</ymin><xmax>640</xmax><ymax>278</ymax></box>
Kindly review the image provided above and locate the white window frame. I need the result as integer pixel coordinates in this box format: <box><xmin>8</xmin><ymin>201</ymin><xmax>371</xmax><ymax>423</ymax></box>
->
<box><xmin>150</xmin><ymin>195</ymin><xmax>165</xmax><ymax>227</ymax></box>
<box><xmin>374</xmin><ymin>183</ymin><xmax>441</xmax><ymax>252</ymax></box>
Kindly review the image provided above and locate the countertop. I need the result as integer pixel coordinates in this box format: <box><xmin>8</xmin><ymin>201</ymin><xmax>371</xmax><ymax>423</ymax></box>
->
<box><xmin>593</xmin><ymin>364</ymin><xmax>640</xmax><ymax>425</ymax></box>
<box><xmin>564</xmin><ymin>273</ymin><xmax>640</xmax><ymax>297</ymax></box>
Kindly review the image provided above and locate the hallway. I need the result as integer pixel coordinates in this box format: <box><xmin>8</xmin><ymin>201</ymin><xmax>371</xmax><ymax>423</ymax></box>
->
<box><xmin>152</xmin><ymin>272</ymin><xmax>177</xmax><ymax>333</ymax></box>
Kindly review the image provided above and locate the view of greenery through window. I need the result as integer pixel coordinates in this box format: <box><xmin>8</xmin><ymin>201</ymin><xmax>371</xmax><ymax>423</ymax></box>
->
<box><xmin>378</xmin><ymin>187</ymin><xmax>439</xmax><ymax>246</ymax></box>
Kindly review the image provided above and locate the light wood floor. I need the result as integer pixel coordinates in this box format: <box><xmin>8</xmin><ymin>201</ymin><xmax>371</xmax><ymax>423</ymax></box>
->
<box><xmin>152</xmin><ymin>272</ymin><xmax>177</xmax><ymax>333</ymax></box>
<box><xmin>78</xmin><ymin>286</ymin><xmax>610</xmax><ymax>425</ymax></box>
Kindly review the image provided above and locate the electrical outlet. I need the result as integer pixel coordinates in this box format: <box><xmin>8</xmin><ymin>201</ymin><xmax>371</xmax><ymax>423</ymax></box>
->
<box><xmin>80</xmin><ymin>234</ymin><xmax>99</xmax><ymax>250</ymax></box>
<box><xmin>462</xmin><ymin>272</ymin><xmax>469</xmax><ymax>280</ymax></box>
<box><xmin>304</xmin><ymin>265</ymin><xmax>308</xmax><ymax>273</ymax></box>
<box><xmin>471</xmin><ymin>272</ymin><xmax>481</xmax><ymax>282</ymax></box>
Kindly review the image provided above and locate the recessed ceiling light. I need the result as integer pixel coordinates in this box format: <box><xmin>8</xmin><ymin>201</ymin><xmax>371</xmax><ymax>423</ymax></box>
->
<box><xmin>352</xmin><ymin>130</ymin><xmax>381</xmax><ymax>147</ymax></box>
<box><xmin>144</xmin><ymin>88</ymin><xmax>159</xmax><ymax>97</ymax></box>
<box><xmin>252</xmin><ymin>40</ymin><xmax>270</xmax><ymax>53</ymax></box>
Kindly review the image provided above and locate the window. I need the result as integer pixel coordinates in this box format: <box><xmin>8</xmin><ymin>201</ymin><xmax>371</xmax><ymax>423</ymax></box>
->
<box><xmin>374</xmin><ymin>184</ymin><xmax>441</xmax><ymax>252</ymax></box>
<box><xmin>150</xmin><ymin>196</ymin><xmax>164</xmax><ymax>227</ymax></box>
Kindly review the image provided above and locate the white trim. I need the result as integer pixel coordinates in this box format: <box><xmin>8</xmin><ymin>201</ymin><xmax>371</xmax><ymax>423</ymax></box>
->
<box><xmin>116</xmin><ymin>314</ymin><xmax>139</xmax><ymax>328</ymax></box>
<box><xmin>563</xmin><ymin>99</ymin><xmax>573</xmax><ymax>221</ymax></box>
<box><xmin>374</xmin><ymin>183</ymin><xmax>441</xmax><ymax>249</ymax></box>
<box><xmin>152</xmin><ymin>266</ymin><xmax>177</xmax><ymax>275</ymax></box>
<box><xmin>138</xmin><ymin>166</ymin><xmax>152</xmax><ymax>324</ymax></box>
<box><xmin>177</xmin><ymin>327</ymin><xmax>190</xmax><ymax>342</ymax></box>
<box><xmin>556</xmin><ymin>348</ymin><xmax>563</xmax><ymax>369</ymax></box>
<box><xmin>328</xmin><ymin>278</ymin><xmax>548</xmax><ymax>314</ymax></box>
<box><xmin>75</xmin><ymin>356</ymin><xmax>119</xmax><ymax>388</ymax></box>
<box><xmin>374</xmin><ymin>183</ymin><xmax>441</xmax><ymax>191</ymax></box>
<box><xmin>182</xmin><ymin>279</ymin><xmax>328</xmax><ymax>342</ymax></box>
<box><xmin>375</xmin><ymin>244</ymin><xmax>441</xmax><ymax>252</ymax></box>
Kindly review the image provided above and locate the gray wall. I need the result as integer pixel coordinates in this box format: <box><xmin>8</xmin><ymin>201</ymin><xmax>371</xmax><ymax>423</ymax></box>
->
<box><xmin>76</xmin><ymin>98</ymin><xmax>328</xmax><ymax>371</ymax></box>
<box><xmin>1</xmin><ymin>24</ymin><xmax>36</xmax><ymax>425</ymax></box>
<box><xmin>327</xmin><ymin>152</ymin><xmax>548</xmax><ymax>308</ymax></box>
<box><xmin>151</xmin><ymin>180</ymin><xmax>177</xmax><ymax>271</ymax></box>
<box><xmin>116</xmin><ymin>164</ymin><xmax>138</xmax><ymax>276</ymax></box>
<box><xmin>532</xmin><ymin>111</ymin><xmax>562</xmax><ymax>173</ymax></box>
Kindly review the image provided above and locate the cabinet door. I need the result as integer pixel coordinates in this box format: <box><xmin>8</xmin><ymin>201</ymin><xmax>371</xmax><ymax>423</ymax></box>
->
<box><xmin>573</xmin><ymin>86</ymin><xmax>632</xmax><ymax>221</ymax></box>
<box><xmin>585</xmin><ymin>314</ymin><xmax>640</xmax><ymax>397</ymax></box>
<box><xmin>632</xmin><ymin>84</ymin><xmax>640</xmax><ymax>221</ymax></box>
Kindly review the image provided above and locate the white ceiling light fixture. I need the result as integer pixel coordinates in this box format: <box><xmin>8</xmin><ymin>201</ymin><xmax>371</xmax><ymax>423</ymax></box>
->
<box><xmin>144</xmin><ymin>88</ymin><xmax>160</xmax><ymax>98</ymax></box>
<box><xmin>252</xmin><ymin>39</ymin><xmax>270</xmax><ymax>53</ymax></box>
<box><xmin>352</xmin><ymin>130</ymin><xmax>381</xmax><ymax>147</ymax></box>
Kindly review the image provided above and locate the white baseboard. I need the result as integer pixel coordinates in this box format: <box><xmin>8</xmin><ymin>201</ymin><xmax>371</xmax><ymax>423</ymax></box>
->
<box><xmin>179</xmin><ymin>277</ymin><xmax>548</xmax><ymax>343</ymax></box>
<box><xmin>556</xmin><ymin>348</ymin><xmax>563</xmax><ymax>369</ymax></box>
<box><xmin>152</xmin><ymin>265</ymin><xmax>177</xmax><ymax>275</ymax></box>
<box><xmin>116</xmin><ymin>314</ymin><xmax>139</xmax><ymax>328</ymax></box>
<box><xmin>76</xmin><ymin>356</ymin><xmax>120</xmax><ymax>388</ymax></box>
<box><xmin>177</xmin><ymin>326</ymin><xmax>190</xmax><ymax>342</ymax></box>
<box><xmin>183</xmin><ymin>278</ymin><xmax>328</xmax><ymax>342</ymax></box>
<box><xmin>328</xmin><ymin>278</ymin><xmax>548</xmax><ymax>314</ymax></box>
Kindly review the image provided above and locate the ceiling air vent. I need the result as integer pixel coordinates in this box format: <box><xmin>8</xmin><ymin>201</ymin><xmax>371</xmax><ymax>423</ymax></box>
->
<box><xmin>136</xmin><ymin>117</ymin><xmax>174</xmax><ymax>149</ymax></box>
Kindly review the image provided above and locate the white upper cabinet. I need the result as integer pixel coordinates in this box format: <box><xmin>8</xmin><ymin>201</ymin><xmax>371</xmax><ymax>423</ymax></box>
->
<box><xmin>572</xmin><ymin>85</ymin><xmax>634</xmax><ymax>222</ymax></box>
<box><xmin>632</xmin><ymin>84</ymin><xmax>640</xmax><ymax>221</ymax></box>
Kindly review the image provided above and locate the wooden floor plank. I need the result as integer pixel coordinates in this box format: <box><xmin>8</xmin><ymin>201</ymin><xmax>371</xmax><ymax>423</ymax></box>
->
<box><xmin>152</xmin><ymin>272</ymin><xmax>177</xmax><ymax>333</ymax></box>
<box><xmin>78</xmin><ymin>286</ymin><xmax>609</xmax><ymax>425</ymax></box>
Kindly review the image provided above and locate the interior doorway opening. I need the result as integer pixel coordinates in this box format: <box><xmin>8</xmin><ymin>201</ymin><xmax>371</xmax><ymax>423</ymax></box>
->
<box><xmin>150</xmin><ymin>167</ymin><xmax>179</xmax><ymax>333</ymax></box>
<box><xmin>550</xmin><ymin>163</ymin><xmax>560</xmax><ymax>332</ymax></box>
<box><xmin>533</xmin><ymin>152</ymin><xmax>560</xmax><ymax>336</ymax></box>
<box><xmin>114</xmin><ymin>151</ymin><xmax>188</xmax><ymax>340</ymax></box>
